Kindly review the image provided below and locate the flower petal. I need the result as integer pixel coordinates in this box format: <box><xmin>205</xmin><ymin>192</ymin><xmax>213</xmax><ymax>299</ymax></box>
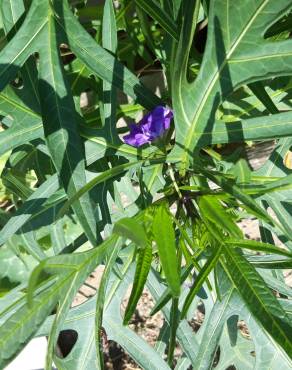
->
<box><xmin>123</xmin><ymin>106</ymin><xmax>173</xmax><ymax>147</ymax></box>
<box><xmin>123</xmin><ymin>132</ymin><xmax>150</xmax><ymax>147</ymax></box>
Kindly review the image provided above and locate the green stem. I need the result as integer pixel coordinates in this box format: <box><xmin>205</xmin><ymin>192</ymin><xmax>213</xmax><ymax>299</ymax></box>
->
<box><xmin>168</xmin><ymin>164</ymin><xmax>182</xmax><ymax>199</ymax></box>
<box><xmin>167</xmin><ymin>297</ymin><xmax>179</xmax><ymax>367</ymax></box>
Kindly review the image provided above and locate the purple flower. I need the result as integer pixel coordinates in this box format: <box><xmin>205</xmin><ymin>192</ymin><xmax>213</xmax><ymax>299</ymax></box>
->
<box><xmin>123</xmin><ymin>106</ymin><xmax>173</xmax><ymax>147</ymax></box>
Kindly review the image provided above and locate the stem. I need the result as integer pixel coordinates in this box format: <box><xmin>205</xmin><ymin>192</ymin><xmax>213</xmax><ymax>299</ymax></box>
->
<box><xmin>167</xmin><ymin>297</ymin><xmax>179</xmax><ymax>367</ymax></box>
<box><xmin>168</xmin><ymin>164</ymin><xmax>182</xmax><ymax>199</ymax></box>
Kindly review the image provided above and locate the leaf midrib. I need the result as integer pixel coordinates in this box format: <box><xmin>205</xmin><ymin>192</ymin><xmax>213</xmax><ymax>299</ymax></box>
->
<box><xmin>0</xmin><ymin>19</ymin><xmax>47</xmax><ymax>81</ymax></box>
<box><xmin>8</xmin><ymin>0</ymin><xmax>40</xmax><ymax>104</ymax></box>
<box><xmin>182</xmin><ymin>0</ymin><xmax>269</xmax><ymax>157</ymax></box>
<box><xmin>222</xmin><ymin>247</ymin><xmax>292</xmax><ymax>348</ymax></box>
<box><xmin>54</xmin><ymin>1</ymin><xmax>159</xmax><ymax>106</ymax></box>
<box><xmin>0</xmin><ymin>92</ymin><xmax>39</xmax><ymax>118</ymax></box>
<box><xmin>46</xmin><ymin>12</ymin><xmax>93</xmax><ymax>228</ymax></box>
<box><xmin>195</xmin><ymin>288</ymin><xmax>234</xmax><ymax>367</ymax></box>
<box><xmin>0</xmin><ymin>240</ymin><xmax>110</xmax><ymax>353</ymax></box>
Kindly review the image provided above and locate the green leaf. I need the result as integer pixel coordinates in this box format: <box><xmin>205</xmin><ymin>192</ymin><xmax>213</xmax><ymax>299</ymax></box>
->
<box><xmin>102</xmin><ymin>0</ymin><xmax>117</xmax><ymax>52</ymax></box>
<box><xmin>113</xmin><ymin>217</ymin><xmax>148</xmax><ymax>248</ymax></box>
<box><xmin>0</xmin><ymin>0</ymin><xmax>40</xmax><ymax>109</ymax></box>
<box><xmin>198</xmin><ymin>167</ymin><xmax>281</xmax><ymax>229</ymax></box>
<box><xmin>43</xmin><ymin>238</ymin><xmax>121</xmax><ymax>369</ymax></box>
<box><xmin>0</xmin><ymin>243</ymin><xmax>34</xmax><ymax>284</ymax></box>
<box><xmin>170</xmin><ymin>0</ymin><xmax>292</xmax><ymax>167</ymax></box>
<box><xmin>101</xmin><ymin>0</ymin><xmax>119</xmax><ymax>145</ymax></box>
<box><xmin>0</xmin><ymin>0</ymin><xmax>48</xmax><ymax>91</ymax></box>
<box><xmin>264</xmin><ymin>193</ymin><xmax>292</xmax><ymax>243</ymax></box>
<box><xmin>181</xmin><ymin>245</ymin><xmax>223</xmax><ymax>318</ymax></box>
<box><xmin>0</xmin><ymin>86</ymin><xmax>42</xmax><ymax>157</ymax></box>
<box><xmin>196</xmin><ymin>267</ymin><xmax>292</xmax><ymax>370</ymax></box>
<box><xmin>260</xmin><ymin>269</ymin><xmax>292</xmax><ymax>297</ymax></box>
<box><xmin>56</xmin><ymin>0</ymin><xmax>162</xmax><ymax>110</ymax></box>
<box><xmin>199</xmin><ymin>195</ymin><xmax>242</xmax><ymax>238</ymax></box>
<box><xmin>0</xmin><ymin>0</ymin><xmax>161</xmax><ymax>110</ymax></box>
<box><xmin>225</xmin><ymin>238</ymin><xmax>292</xmax><ymax>258</ymax></box>
<box><xmin>0</xmin><ymin>174</ymin><xmax>60</xmax><ymax>246</ymax></box>
<box><xmin>0</xmin><ymin>120</ymin><xmax>42</xmax><ymax>158</ymax></box>
<box><xmin>153</xmin><ymin>205</ymin><xmax>180</xmax><ymax>297</ymax></box>
<box><xmin>248</xmin><ymin>255</ymin><xmax>292</xmax><ymax>269</ymax></box>
<box><xmin>0</xmin><ymin>1</ymin><xmax>26</xmax><ymax>38</ymax></box>
<box><xmin>58</xmin><ymin>161</ymin><xmax>141</xmax><ymax>218</ymax></box>
<box><xmin>193</xmin><ymin>288</ymin><xmax>236</xmax><ymax>370</ymax></box>
<box><xmin>11</xmin><ymin>236</ymin><xmax>116</xmax><ymax>369</ymax></box>
<box><xmin>170</xmin><ymin>0</ymin><xmax>200</xmax><ymax>129</ymax></box>
<box><xmin>221</xmin><ymin>246</ymin><xmax>292</xmax><ymax>358</ymax></box>
<box><xmin>167</xmin><ymin>296</ymin><xmax>179</xmax><ymax>365</ymax></box>
<box><xmin>135</xmin><ymin>0</ymin><xmax>179</xmax><ymax>41</ymax></box>
<box><xmin>147</xmin><ymin>269</ymin><xmax>200</xmax><ymax>367</ymax></box>
<box><xmin>18</xmin><ymin>231</ymin><xmax>46</xmax><ymax>262</ymax></box>
<box><xmin>150</xmin><ymin>265</ymin><xmax>192</xmax><ymax>316</ymax></box>
<box><xmin>37</xmin><ymin>4</ymin><xmax>99</xmax><ymax>246</ymax></box>
<box><xmin>195</xmin><ymin>111</ymin><xmax>292</xmax><ymax>146</ymax></box>
<box><xmin>230</xmin><ymin>158</ymin><xmax>251</xmax><ymax>184</ymax></box>
<box><xmin>248</xmin><ymin>81</ymin><xmax>279</xmax><ymax>114</ymax></box>
<box><xmin>38</xmin><ymin>264</ymin><xmax>171</xmax><ymax>370</ymax></box>
<box><xmin>123</xmin><ymin>244</ymin><xmax>152</xmax><ymax>325</ymax></box>
<box><xmin>95</xmin><ymin>238</ymin><xmax>122</xmax><ymax>369</ymax></box>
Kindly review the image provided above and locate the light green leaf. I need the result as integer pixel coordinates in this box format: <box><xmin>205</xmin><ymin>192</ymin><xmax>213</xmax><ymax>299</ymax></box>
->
<box><xmin>150</xmin><ymin>265</ymin><xmax>192</xmax><ymax>316</ymax></box>
<box><xmin>38</xmin><ymin>257</ymin><xmax>171</xmax><ymax>370</ymax></box>
<box><xmin>58</xmin><ymin>161</ymin><xmax>141</xmax><ymax>218</ymax></box>
<box><xmin>153</xmin><ymin>205</ymin><xmax>180</xmax><ymax>297</ymax></box>
<box><xmin>181</xmin><ymin>246</ymin><xmax>223</xmax><ymax>318</ymax></box>
<box><xmin>170</xmin><ymin>0</ymin><xmax>292</xmax><ymax>168</ymax></box>
<box><xmin>199</xmin><ymin>195</ymin><xmax>242</xmax><ymax>238</ymax></box>
<box><xmin>95</xmin><ymin>238</ymin><xmax>122</xmax><ymax>369</ymax></box>
<box><xmin>123</xmin><ymin>244</ymin><xmax>152</xmax><ymax>325</ymax></box>
<box><xmin>113</xmin><ymin>217</ymin><xmax>148</xmax><ymax>248</ymax></box>
<box><xmin>226</xmin><ymin>238</ymin><xmax>292</xmax><ymax>258</ymax></box>
<box><xmin>221</xmin><ymin>246</ymin><xmax>292</xmax><ymax>358</ymax></box>
<box><xmin>0</xmin><ymin>174</ymin><xmax>60</xmax><ymax>246</ymax></box>
<box><xmin>193</xmin><ymin>288</ymin><xmax>236</xmax><ymax>370</ymax></box>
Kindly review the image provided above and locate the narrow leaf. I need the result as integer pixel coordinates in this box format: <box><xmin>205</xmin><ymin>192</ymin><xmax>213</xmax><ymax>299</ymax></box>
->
<box><xmin>113</xmin><ymin>217</ymin><xmax>148</xmax><ymax>248</ymax></box>
<box><xmin>199</xmin><ymin>195</ymin><xmax>242</xmax><ymax>238</ymax></box>
<box><xmin>135</xmin><ymin>0</ymin><xmax>179</xmax><ymax>41</ymax></box>
<box><xmin>58</xmin><ymin>161</ymin><xmax>140</xmax><ymax>218</ymax></box>
<box><xmin>150</xmin><ymin>265</ymin><xmax>192</xmax><ymax>316</ymax></box>
<box><xmin>57</xmin><ymin>1</ymin><xmax>162</xmax><ymax>110</ymax></box>
<box><xmin>38</xmin><ymin>9</ymin><xmax>98</xmax><ymax>245</ymax></box>
<box><xmin>153</xmin><ymin>205</ymin><xmax>180</xmax><ymax>297</ymax></box>
<box><xmin>0</xmin><ymin>175</ymin><xmax>59</xmax><ymax>246</ymax></box>
<box><xmin>226</xmin><ymin>238</ymin><xmax>292</xmax><ymax>258</ymax></box>
<box><xmin>181</xmin><ymin>246</ymin><xmax>223</xmax><ymax>318</ymax></box>
<box><xmin>221</xmin><ymin>246</ymin><xmax>292</xmax><ymax>358</ymax></box>
<box><xmin>123</xmin><ymin>244</ymin><xmax>152</xmax><ymax>325</ymax></box>
<box><xmin>95</xmin><ymin>239</ymin><xmax>122</xmax><ymax>369</ymax></box>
